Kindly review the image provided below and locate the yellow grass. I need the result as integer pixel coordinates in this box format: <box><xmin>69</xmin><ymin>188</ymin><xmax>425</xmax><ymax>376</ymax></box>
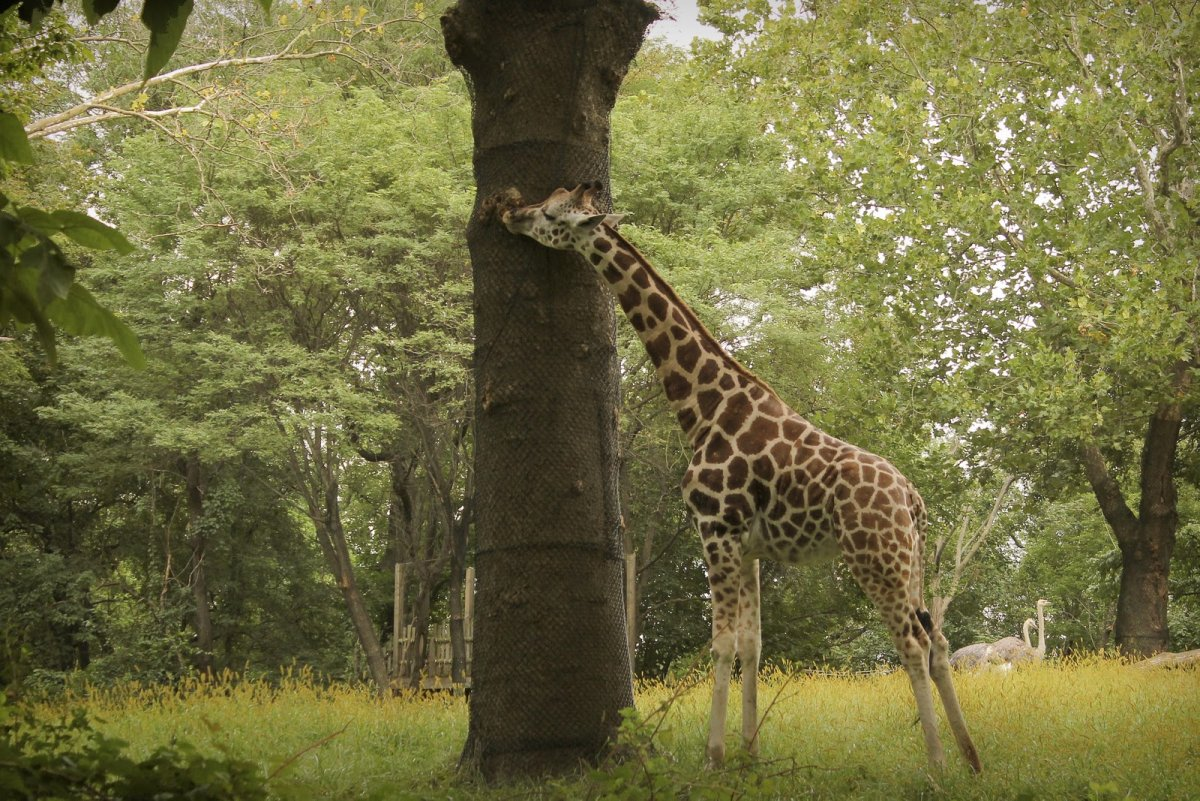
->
<box><xmin>33</xmin><ymin>658</ymin><xmax>1200</xmax><ymax>800</ymax></box>
<box><xmin>634</xmin><ymin>658</ymin><xmax>1200</xmax><ymax>799</ymax></box>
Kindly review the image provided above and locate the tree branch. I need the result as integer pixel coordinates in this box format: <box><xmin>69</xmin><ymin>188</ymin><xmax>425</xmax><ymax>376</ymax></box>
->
<box><xmin>1156</xmin><ymin>57</ymin><xmax>1190</xmax><ymax>199</ymax></box>
<box><xmin>1079</xmin><ymin>442</ymin><xmax>1138</xmax><ymax>539</ymax></box>
<box><xmin>26</xmin><ymin>49</ymin><xmax>330</xmax><ymax>139</ymax></box>
<box><xmin>24</xmin><ymin>12</ymin><xmax>423</xmax><ymax>141</ymax></box>
<box><xmin>32</xmin><ymin>100</ymin><xmax>214</xmax><ymax>139</ymax></box>
<box><xmin>1138</xmin><ymin>360</ymin><xmax>1190</xmax><ymax>523</ymax></box>
<box><xmin>930</xmin><ymin>475</ymin><xmax>1015</xmax><ymax>628</ymax></box>
<box><xmin>1063</xmin><ymin>15</ymin><xmax>1174</xmax><ymax>243</ymax></box>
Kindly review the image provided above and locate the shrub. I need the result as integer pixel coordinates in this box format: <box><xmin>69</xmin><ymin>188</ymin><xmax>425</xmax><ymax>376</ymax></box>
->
<box><xmin>0</xmin><ymin>694</ymin><xmax>271</xmax><ymax>800</ymax></box>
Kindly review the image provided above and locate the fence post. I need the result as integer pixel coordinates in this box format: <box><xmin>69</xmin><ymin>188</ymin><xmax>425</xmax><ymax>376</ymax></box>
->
<box><xmin>464</xmin><ymin>565</ymin><xmax>475</xmax><ymax>640</ymax></box>
<box><xmin>393</xmin><ymin>562</ymin><xmax>406</xmax><ymax>681</ymax></box>
<box><xmin>625</xmin><ymin>552</ymin><xmax>637</xmax><ymax>669</ymax></box>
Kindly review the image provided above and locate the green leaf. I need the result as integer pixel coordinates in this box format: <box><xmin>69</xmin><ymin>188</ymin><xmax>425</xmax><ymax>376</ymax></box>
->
<box><xmin>46</xmin><ymin>283</ymin><xmax>146</xmax><ymax>369</ymax></box>
<box><xmin>15</xmin><ymin>0</ymin><xmax>55</xmax><ymax>28</ymax></box>
<box><xmin>5</xmin><ymin>281</ymin><xmax>58</xmax><ymax>364</ymax></box>
<box><xmin>82</xmin><ymin>0</ymin><xmax>122</xmax><ymax>26</ymax></box>
<box><xmin>15</xmin><ymin>205</ymin><xmax>59</xmax><ymax>235</ymax></box>
<box><xmin>18</xmin><ymin>240</ymin><xmax>56</xmax><ymax>275</ymax></box>
<box><xmin>37</xmin><ymin>250</ymin><xmax>76</xmax><ymax>302</ymax></box>
<box><xmin>50</xmin><ymin>210</ymin><xmax>135</xmax><ymax>253</ymax></box>
<box><xmin>0</xmin><ymin>112</ymin><xmax>34</xmax><ymax>165</ymax></box>
<box><xmin>0</xmin><ymin>209</ymin><xmax>23</xmax><ymax>248</ymax></box>
<box><xmin>253</xmin><ymin>0</ymin><xmax>272</xmax><ymax>14</ymax></box>
<box><xmin>141</xmin><ymin>0</ymin><xmax>195</xmax><ymax>80</ymax></box>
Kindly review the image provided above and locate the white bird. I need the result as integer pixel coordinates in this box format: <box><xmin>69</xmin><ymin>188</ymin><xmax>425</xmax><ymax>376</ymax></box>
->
<box><xmin>950</xmin><ymin>599</ymin><xmax>1049</xmax><ymax>670</ymax></box>
<box><xmin>948</xmin><ymin>641</ymin><xmax>990</xmax><ymax>669</ymax></box>
<box><xmin>986</xmin><ymin>619</ymin><xmax>1037</xmax><ymax>667</ymax></box>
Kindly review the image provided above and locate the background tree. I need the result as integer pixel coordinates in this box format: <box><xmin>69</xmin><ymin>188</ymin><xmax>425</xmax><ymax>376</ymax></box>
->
<box><xmin>5</xmin><ymin>0</ymin><xmax>1198</xmax><ymax>711</ymax></box>
<box><xmin>2</xmin><ymin>1</ymin><xmax>476</xmax><ymax>690</ymax></box>
<box><xmin>698</xmin><ymin>0</ymin><xmax>1200</xmax><ymax>656</ymax></box>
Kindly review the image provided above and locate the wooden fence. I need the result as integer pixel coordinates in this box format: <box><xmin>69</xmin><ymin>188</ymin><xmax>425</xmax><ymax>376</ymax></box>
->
<box><xmin>387</xmin><ymin>621</ymin><xmax>473</xmax><ymax>690</ymax></box>
<box><xmin>386</xmin><ymin>555</ymin><xmax>641</xmax><ymax>691</ymax></box>
<box><xmin>386</xmin><ymin>566</ymin><xmax>474</xmax><ymax>691</ymax></box>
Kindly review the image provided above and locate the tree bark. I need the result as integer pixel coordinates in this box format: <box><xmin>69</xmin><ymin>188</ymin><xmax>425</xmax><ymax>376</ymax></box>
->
<box><xmin>314</xmin><ymin>476</ymin><xmax>392</xmax><ymax>692</ymax></box>
<box><xmin>287</xmin><ymin>424</ymin><xmax>392</xmax><ymax>693</ymax></box>
<box><xmin>1080</xmin><ymin>362</ymin><xmax>1186</xmax><ymax>657</ymax></box>
<box><xmin>1113</xmin><ymin>517</ymin><xmax>1174</xmax><ymax>655</ymax></box>
<box><xmin>401</xmin><ymin>579</ymin><xmax>433</xmax><ymax>687</ymax></box>
<box><xmin>442</xmin><ymin>0</ymin><xmax>657</xmax><ymax>781</ymax></box>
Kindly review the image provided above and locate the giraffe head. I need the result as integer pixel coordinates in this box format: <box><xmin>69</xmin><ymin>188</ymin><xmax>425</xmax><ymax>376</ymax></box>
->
<box><xmin>502</xmin><ymin>182</ymin><xmax>624</xmax><ymax>250</ymax></box>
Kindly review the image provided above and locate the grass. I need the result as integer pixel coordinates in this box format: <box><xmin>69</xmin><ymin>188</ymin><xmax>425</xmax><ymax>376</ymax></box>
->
<box><xmin>27</xmin><ymin>658</ymin><xmax>1200</xmax><ymax>800</ymax></box>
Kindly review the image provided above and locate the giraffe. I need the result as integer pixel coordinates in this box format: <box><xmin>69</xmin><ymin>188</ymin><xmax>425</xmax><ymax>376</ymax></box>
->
<box><xmin>500</xmin><ymin>182</ymin><xmax>982</xmax><ymax>774</ymax></box>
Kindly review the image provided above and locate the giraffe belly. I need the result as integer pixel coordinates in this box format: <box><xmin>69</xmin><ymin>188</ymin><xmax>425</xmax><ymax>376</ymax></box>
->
<box><xmin>742</xmin><ymin>515</ymin><xmax>839</xmax><ymax>565</ymax></box>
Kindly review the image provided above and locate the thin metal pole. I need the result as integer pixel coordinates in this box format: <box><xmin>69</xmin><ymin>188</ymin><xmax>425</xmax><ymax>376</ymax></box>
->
<box><xmin>625</xmin><ymin>552</ymin><xmax>637</xmax><ymax>668</ymax></box>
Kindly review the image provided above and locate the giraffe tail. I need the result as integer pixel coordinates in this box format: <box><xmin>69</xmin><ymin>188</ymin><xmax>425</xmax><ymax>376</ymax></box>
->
<box><xmin>909</xmin><ymin>485</ymin><xmax>938</xmax><ymax>667</ymax></box>
<box><xmin>913</xmin><ymin>527</ymin><xmax>932</xmax><ymax>635</ymax></box>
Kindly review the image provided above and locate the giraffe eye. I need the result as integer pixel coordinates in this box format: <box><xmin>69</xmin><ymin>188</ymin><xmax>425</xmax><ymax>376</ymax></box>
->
<box><xmin>543</xmin><ymin>213</ymin><xmax>557</xmax><ymax>221</ymax></box>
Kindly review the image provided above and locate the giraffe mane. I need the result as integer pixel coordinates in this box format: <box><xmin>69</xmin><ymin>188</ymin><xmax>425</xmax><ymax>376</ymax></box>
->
<box><xmin>601</xmin><ymin>223</ymin><xmax>781</xmax><ymax>401</ymax></box>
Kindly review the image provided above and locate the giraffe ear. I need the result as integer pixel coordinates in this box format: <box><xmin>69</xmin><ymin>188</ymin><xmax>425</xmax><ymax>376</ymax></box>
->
<box><xmin>577</xmin><ymin>212</ymin><xmax>625</xmax><ymax>230</ymax></box>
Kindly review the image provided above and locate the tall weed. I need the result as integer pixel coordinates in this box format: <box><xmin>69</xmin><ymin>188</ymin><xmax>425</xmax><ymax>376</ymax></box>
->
<box><xmin>20</xmin><ymin>657</ymin><xmax>1200</xmax><ymax>800</ymax></box>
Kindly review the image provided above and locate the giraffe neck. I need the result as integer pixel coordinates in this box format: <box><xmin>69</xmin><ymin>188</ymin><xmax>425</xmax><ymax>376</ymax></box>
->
<box><xmin>578</xmin><ymin>225</ymin><xmax>779</xmax><ymax>446</ymax></box>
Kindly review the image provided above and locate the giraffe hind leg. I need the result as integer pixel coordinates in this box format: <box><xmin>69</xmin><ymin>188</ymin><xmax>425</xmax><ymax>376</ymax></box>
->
<box><xmin>892</xmin><ymin>609</ymin><xmax>947</xmax><ymax>771</ymax></box>
<box><xmin>927</xmin><ymin>623</ymin><xmax>983</xmax><ymax>773</ymax></box>
<box><xmin>914</xmin><ymin>598</ymin><xmax>982</xmax><ymax>772</ymax></box>
<box><xmin>847</xmin><ymin>559</ymin><xmax>948</xmax><ymax>771</ymax></box>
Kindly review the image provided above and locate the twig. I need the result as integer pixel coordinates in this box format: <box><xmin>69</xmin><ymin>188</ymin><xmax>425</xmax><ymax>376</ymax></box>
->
<box><xmin>268</xmin><ymin>720</ymin><xmax>352</xmax><ymax>780</ymax></box>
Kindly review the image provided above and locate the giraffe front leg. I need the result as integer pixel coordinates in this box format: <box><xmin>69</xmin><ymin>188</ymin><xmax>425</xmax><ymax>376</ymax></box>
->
<box><xmin>707</xmin><ymin>606</ymin><xmax>736</xmax><ymax>767</ymax></box>
<box><xmin>737</xmin><ymin>558</ymin><xmax>762</xmax><ymax>757</ymax></box>
<box><xmin>702</xmin><ymin>525</ymin><xmax>741</xmax><ymax>768</ymax></box>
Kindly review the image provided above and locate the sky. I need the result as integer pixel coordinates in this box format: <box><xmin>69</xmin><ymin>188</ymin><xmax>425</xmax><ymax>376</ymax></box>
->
<box><xmin>646</xmin><ymin>0</ymin><xmax>721</xmax><ymax>48</ymax></box>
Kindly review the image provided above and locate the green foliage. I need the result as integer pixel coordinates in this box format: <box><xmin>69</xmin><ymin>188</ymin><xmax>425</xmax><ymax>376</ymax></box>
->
<box><xmin>1</xmin><ymin>138</ymin><xmax>144</xmax><ymax>366</ymax></box>
<box><xmin>0</xmin><ymin>10</ymin><xmax>80</xmax><ymax>117</ymax></box>
<box><xmin>2</xmin><ymin>2</ymin><xmax>473</xmax><ymax>690</ymax></box>
<box><xmin>4</xmin><ymin>0</ymin><xmax>1199</xmax><ymax>711</ymax></box>
<box><xmin>0</xmin><ymin>696</ymin><xmax>270</xmax><ymax>801</ymax></box>
<box><xmin>683</xmin><ymin>0</ymin><xmax>1200</xmax><ymax>656</ymax></box>
<box><xmin>0</xmin><ymin>113</ymin><xmax>33</xmax><ymax>164</ymax></box>
<box><xmin>698</xmin><ymin>0</ymin><xmax>1200</xmax><ymax>480</ymax></box>
<box><xmin>5</xmin><ymin>0</ymin><xmax>273</xmax><ymax>79</ymax></box>
<box><xmin>0</xmin><ymin>552</ymin><xmax>93</xmax><ymax>687</ymax></box>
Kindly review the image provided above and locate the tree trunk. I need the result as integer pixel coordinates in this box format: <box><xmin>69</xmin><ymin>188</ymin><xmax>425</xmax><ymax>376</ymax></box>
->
<box><xmin>401</xmin><ymin>579</ymin><xmax>433</xmax><ymax>688</ymax></box>
<box><xmin>1081</xmin><ymin>372</ymin><xmax>1185</xmax><ymax>657</ymax></box>
<box><xmin>312</xmin><ymin>476</ymin><xmax>392</xmax><ymax>693</ymax></box>
<box><xmin>442</xmin><ymin>0</ymin><xmax>657</xmax><ymax>781</ymax></box>
<box><xmin>449</xmin><ymin>508</ymin><xmax>470</xmax><ymax>684</ymax></box>
<box><xmin>1113</xmin><ymin>518</ymin><xmax>1174</xmax><ymax>655</ymax></box>
<box><xmin>184</xmin><ymin>456</ymin><xmax>214</xmax><ymax>675</ymax></box>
